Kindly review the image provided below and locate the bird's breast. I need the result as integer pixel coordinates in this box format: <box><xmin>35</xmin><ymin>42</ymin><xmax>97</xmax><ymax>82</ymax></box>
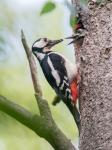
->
<box><xmin>64</xmin><ymin>60</ymin><xmax>78</xmax><ymax>82</ymax></box>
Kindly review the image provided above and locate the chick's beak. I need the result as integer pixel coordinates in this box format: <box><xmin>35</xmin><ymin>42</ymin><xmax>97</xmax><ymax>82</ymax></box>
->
<box><xmin>66</xmin><ymin>33</ymin><xmax>85</xmax><ymax>45</ymax></box>
<box><xmin>48</xmin><ymin>39</ymin><xmax>63</xmax><ymax>47</ymax></box>
<box><xmin>65</xmin><ymin>35</ymin><xmax>76</xmax><ymax>45</ymax></box>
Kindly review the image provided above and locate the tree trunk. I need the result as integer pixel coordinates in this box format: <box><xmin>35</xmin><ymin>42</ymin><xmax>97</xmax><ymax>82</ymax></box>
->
<box><xmin>79</xmin><ymin>2</ymin><xmax>112</xmax><ymax>150</ymax></box>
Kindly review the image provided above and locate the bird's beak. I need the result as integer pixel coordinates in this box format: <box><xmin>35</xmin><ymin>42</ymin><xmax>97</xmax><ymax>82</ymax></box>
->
<box><xmin>48</xmin><ymin>39</ymin><xmax>63</xmax><ymax>47</ymax></box>
<box><xmin>66</xmin><ymin>33</ymin><xmax>85</xmax><ymax>45</ymax></box>
<box><xmin>65</xmin><ymin>35</ymin><xmax>76</xmax><ymax>45</ymax></box>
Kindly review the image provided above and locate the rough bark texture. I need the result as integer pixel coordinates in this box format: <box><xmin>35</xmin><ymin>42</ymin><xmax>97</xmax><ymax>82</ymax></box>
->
<box><xmin>79</xmin><ymin>2</ymin><xmax>112</xmax><ymax>150</ymax></box>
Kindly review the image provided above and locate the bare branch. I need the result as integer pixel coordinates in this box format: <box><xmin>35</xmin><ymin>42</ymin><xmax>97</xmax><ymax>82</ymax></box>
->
<box><xmin>21</xmin><ymin>30</ymin><xmax>42</xmax><ymax>97</ymax></box>
<box><xmin>35</xmin><ymin>94</ymin><xmax>53</xmax><ymax>121</ymax></box>
<box><xmin>0</xmin><ymin>95</ymin><xmax>44</xmax><ymax>133</ymax></box>
<box><xmin>0</xmin><ymin>95</ymin><xmax>76</xmax><ymax>150</ymax></box>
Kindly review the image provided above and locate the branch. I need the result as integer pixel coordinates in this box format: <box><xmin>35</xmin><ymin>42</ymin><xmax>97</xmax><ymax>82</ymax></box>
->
<box><xmin>0</xmin><ymin>95</ymin><xmax>76</xmax><ymax>150</ymax></box>
<box><xmin>0</xmin><ymin>95</ymin><xmax>45</xmax><ymax>136</ymax></box>
<box><xmin>21</xmin><ymin>30</ymin><xmax>42</xmax><ymax>97</ymax></box>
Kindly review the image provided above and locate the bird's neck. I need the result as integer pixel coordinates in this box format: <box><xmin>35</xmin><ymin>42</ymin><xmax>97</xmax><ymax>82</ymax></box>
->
<box><xmin>33</xmin><ymin>47</ymin><xmax>52</xmax><ymax>61</ymax></box>
<box><xmin>35</xmin><ymin>52</ymin><xmax>46</xmax><ymax>61</ymax></box>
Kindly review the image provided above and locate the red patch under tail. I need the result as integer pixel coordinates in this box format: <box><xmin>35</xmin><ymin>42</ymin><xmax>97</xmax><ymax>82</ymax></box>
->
<box><xmin>70</xmin><ymin>80</ymin><xmax>78</xmax><ymax>104</ymax></box>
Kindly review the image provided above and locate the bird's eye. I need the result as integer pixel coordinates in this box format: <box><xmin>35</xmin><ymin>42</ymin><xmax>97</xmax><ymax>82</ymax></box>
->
<box><xmin>44</xmin><ymin>38</ymin><xmax>47</xmax><ymax>42</ymax></box>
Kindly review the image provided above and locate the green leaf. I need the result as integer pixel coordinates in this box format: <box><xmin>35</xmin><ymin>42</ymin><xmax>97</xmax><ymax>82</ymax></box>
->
<box><xmin>40</xmin><ymin>1</ymin><xmax>56</xmax><ymax>15</ymax></box>
<box><xmin>70</xmin><ymin>17</ymin><xmax>77</xmax><ymax>28</ymax></box>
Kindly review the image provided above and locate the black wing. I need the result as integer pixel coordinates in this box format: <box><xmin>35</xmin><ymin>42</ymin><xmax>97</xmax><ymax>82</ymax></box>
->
<box><xmin>48</xmin><ymin>53</ymin><xmax>72</xmax><ymax>100</ymax></box>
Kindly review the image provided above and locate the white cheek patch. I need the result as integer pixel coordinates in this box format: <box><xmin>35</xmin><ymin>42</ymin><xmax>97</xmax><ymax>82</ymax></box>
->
<box><xmin>33</xmin><ymin>39</ymin><xmax>46</xmax><ymax>48</ymax></box>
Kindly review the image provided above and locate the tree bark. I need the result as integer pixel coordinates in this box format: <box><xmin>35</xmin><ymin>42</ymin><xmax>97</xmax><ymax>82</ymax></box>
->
<box><xmin>79</xmin><ymin>2</ymin><xmax>112</xmax><ymax>150</ymax></box>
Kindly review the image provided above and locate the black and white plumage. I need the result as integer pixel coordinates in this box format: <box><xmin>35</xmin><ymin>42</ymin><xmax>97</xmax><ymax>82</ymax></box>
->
<box><xmin>32</xmin><ymin>37</ymin><xmax>80</xmax><ymax>129</ymax></box>
<box><xmin>32</xmin><ymin>38</ymin><xmax>78</xmax><ymax>103</ymax></box>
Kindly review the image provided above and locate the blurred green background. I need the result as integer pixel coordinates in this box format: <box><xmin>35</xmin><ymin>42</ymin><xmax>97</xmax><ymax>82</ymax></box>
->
<box><xmin>0</xmin><ymin>0</ymin><xmax>78</xmax><ymax>149</ymax></box>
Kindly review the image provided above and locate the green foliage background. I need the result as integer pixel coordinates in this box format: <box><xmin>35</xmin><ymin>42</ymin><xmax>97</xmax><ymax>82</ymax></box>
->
<box><xmin>0</xmin><ymin>0</ymin><xmax>78</xmax><ymax>149</ymax></box>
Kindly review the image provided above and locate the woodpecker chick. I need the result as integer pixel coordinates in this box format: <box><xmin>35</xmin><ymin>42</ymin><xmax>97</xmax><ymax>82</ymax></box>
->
<box><xmin>66</xmin><ymin>13</ymin><xmax>86</xmax><ymax>47</ymax></box>
<box><xmin>74</xmin><ymin>13</ymin><xmax>85</xmax><ymax>33</ymax></box>
<box><xmin>66</xmin><ymin>29</ymin><xmax>86</xmax><ymax>45</ymax></box>
<box><xmin>32</xmin><ymin>38</ymin><xmax>79</xmax><ymax>104</ymax></box>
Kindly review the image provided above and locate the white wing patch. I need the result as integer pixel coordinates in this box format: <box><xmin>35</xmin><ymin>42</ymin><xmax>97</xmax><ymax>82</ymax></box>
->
<box><xmin>47</xmin><ymin>56</ymin><xmax>60</xmax><ymax>87</ymax></box>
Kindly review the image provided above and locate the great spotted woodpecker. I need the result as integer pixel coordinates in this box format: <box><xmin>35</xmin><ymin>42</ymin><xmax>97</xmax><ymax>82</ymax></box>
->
<box><xmin>32</xmin><ymin>38</ymin><xmax>80</xmax><ymax>128</ymax></box>
<box><xmin>32</xmin><ymin>38</ymin><xmax>79</xmax><ymax>104</ymax></box>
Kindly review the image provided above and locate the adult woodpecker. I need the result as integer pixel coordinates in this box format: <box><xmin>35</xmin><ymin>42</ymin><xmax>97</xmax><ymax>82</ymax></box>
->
<box><xmin>32</xmin><ymin>38</ymin><xmax>80</xmax><ymax>128</ymax></box>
